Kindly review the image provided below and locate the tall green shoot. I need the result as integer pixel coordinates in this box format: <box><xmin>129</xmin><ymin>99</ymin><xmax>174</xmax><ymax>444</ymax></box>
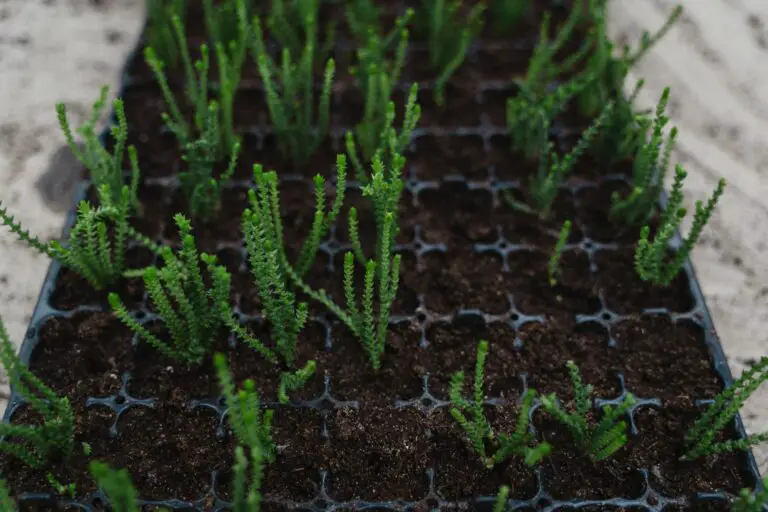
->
<box><xmin>506</xmin><ymin>101</ymin><xmax>614</xmax><ymax>218</ymax></box>
<box><xmin>416</xmin><ymin>0</ymin><xmax>486</xmax><ymax>105</ymax></box>
<box><xmin>0</xmin><ymin>315</ymin><xmax>74</xmax><ymax>468</ymax></box>
<box><xmin>346</xmin><ymin>84</ymin><xmax>421</xmax><ymax>184</ymax></box>
<box><xmin>540</xmin><ymin>361</ymin><xmax>635</xmax><ymax>461</ymax></box>
<box><xmin>449</xmin><ymin>340</ymin><xmax>551</xmax><ymax>468</ymax></box>
<box><xmin>250</xmin><ymin>4</ymin><xmax>335</xmax><ymax>166</ymax></box>
<box><xmin>89</xmin><ymin>462</ymin><xmax>139</xmax><ymax>512</ymax></box>
<box><xmin>109</xmin><ymin>214</ymin><xmax>232</xmax><ymax>367</ymax></box>
<box><xmin>56</xmin><ymin>87</ymin><xmax>140</xmax><ymax>213</ymax></box>
<box><xmin>634</xmin><ymin>168</ymin><xmax>726</xmax><ymax>287</ymax></box>
<box><xmin>146</xmin><ymin>0</ymin><xmax>187</xmax><ymax>68</ymax></box>
<box><xmin>681</xmin><ymin>356</ymin><xmax>768</xmax><ymax>461</ymax></box>
<box><xmin>611</xmin><ymin>87</ymin><xmax>678</xmax><ymax>226</ymax></box>
<box><xmin>549</xmin><ymin>220</ymin><xmax>572</xmax><ymax>287</ymax></box>
<box><xmin>0</xmin><ymin>183</ymin><xmax>154</xmax><ymax>291</ymax></box>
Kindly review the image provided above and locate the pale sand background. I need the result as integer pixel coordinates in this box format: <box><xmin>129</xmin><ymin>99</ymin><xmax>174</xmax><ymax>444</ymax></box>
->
<box><xmin>0</xmin><ymin>0</ymin><xmax>766</xmax><ymax>473</ymax></box>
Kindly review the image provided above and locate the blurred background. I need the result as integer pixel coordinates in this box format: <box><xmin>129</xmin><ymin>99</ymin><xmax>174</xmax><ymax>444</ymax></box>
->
<box><xmin>0</xmin><ymin>0</ymin><xmax>766</xmax><ymax>471</ymax></box>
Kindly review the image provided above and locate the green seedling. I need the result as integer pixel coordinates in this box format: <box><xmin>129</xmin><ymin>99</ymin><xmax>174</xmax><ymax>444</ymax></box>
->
<box><xmin>506</xmin><ymin>100</ymin><xmax>613</xmax><ymax>218</ymax></box>
<box><xmin>0</xmin><ymin>314</ymin><xmax>74</xmax><ymax>468</ymax></box>
<box><xmin>250</xmin><ymin>4</ymin><xmax>335</xmax><ymax>166</ymax></box>
<box><xmin>549</xmin><ymin>220</ymin><xmax>572</xmax><ymax>287</ymax></box>
<box><xmin>109</xmin><ymin>214</ymin><xmax>232</xmax><ymax>367</ymax></box>
<box><xmin>0</xmin><ymin>182</ymin><xmax>155</xmax><ymax>291</ymax></box>
<box><xmin>733</xmin><ymin>476</ymin><xmax>768</xmax><ymax>512</ymax></box>
<box><xmin>90</xmin><ymin>461</ymin><xmax>139</xmax><ymax>512</ymax></box>
<box><xmin>415</xmin><ymin>0</ymin><xmax>486</xmax><ymax>105</ymax></box>
<box><xmin>611</xmin><ymin>87</ymin><xmax>678</xmax><ymax>226</ymax></box>
<box><xmin>346</xmin><ymin>83</ymin><xmax>421</xmax><ymax>184</ymax></box>
<box><xmin>47</xmin><ymin>474</ymin><xmax>76</xmax><ymax>499</ymax></box>
<box><xmin>540</xmin><ymin>361</ymin><xmax>635</xmax><ymax>461</ymax></box>
<box><xmin>635</xmin><ymin>167</ymin><xmax>726</xmax><ymax>287</ymax></box>
<box><xmin>57</xmin><ymin>87</ymin><xmax>140</xmax><ymax>213</ymax></box>
<box><xmin>682</xmin><ymin>356</ymin><xmax>768</xmax><ymax>461</ymax></box>
<box><xmin>146</xmin><ymin>0</ymin><xmax>187</xmax><ymax>68</ymax></box>
<box><xmin>450</xmin><ymin>340</ymin><xmax>551</xmax><ymax>468</ymax></box>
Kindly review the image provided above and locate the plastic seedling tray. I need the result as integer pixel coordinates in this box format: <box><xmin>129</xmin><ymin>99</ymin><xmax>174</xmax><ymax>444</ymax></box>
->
<box><xmin>2</xmin><ymin>3</ymin><xmax>764</xmax><ymax>511</ymax></box>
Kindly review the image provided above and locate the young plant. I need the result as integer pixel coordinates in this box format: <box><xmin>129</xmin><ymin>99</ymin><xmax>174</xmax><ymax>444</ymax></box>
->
<box><xmin>590</xmin><ymin>78</ymin><xmax>651</xmax><ymax>166</ymax></box>
<box><xmin>610</xmin><ymin>87</ymin><xmax>678</xmax><ymax>226</ymax></box>
<box><xmin>278</xmin><ymin>360</ymin><xmax>317</xmax><ymax>404</ymax></box>
<box><xmin>215</xmin><ymin>353</ymin><xmax>275</xmax><ymax>512</ymax></box>
<box><xmin>506</xmin><ymin>101</ymin><xmax>614</xmax><ymax>218</ymax></box>
<box><xmin>344</xmin><ymin>7</ymin><xmax>416</xmax><ymax>180</ymax></box>
<box><xmin>576</xmin><ymin>1</ymin><xmax>682</xmax><ymax>118</ymax></box>
<box><xmin>635</xmin><ymin>167</ymin><xmax>726</xmax><ymax>287</ymax></box>
<box><xmin>506</xmin><ymin>77</ymin><xmax>593</xmax><ymax>162</ymax></box>
<box><xmin>0</xmin><ymin>183</ymin><xmax>150</xmax><ymax>291</ymax></box>
<box><xmin>0</xmin><ymin>315</ymin><xmax>74</xmax><ymax>468</ymax></box>
<box><xmin>180</xmin><ymin>113</ymin><xmax>242</xmax><ymax>222</ymax></box>
<box><xmin>202</xmin><ymin>0</ymin><xmax>254</xmax><ymax>51</ymax></box>
<box><xmin>109</xmin><ymin>214</ymin><xmax>231</xmax><ymax>367</ymax></box>
<box><xmin>415</xmin><ymin>0</ymin><xmax>486</xmax><ymax>105</ymax></box>
<box><xmin>681</xmin><ymin>356</ymin><xmax>768</xmax><ymax>461</ymax></box>
<box><xmin>540</xmin><ymin>361</ymin><xmax>636</xmax><ymax>461</ymax></box>
<box><xmin>214</xmin><ymin>353</ymin><xmax>276</xmax><ymax>462</ymax></box>
<box><xmin>450</xmin><ymin>340</ymin><xmax>551</xmax><ymax>468</ymax></box>
<box><xmin>285</xmin><ymin>191</ymin><xmax>401</xmax><ymax>370</ymax></box>
<box><xmin>549</xmin><ymin>220</ymin><xmax>572</xmax><ymax>287</ymax></box>
<box><xmin>349</xmin><ymin>146</ymin><xmax>405</xmax><ymax>267</ymax></box>
<box><xmin>493</xmin><ymin>485</ymin><xmax>510</xmax><ymax>512</ymax></box>
<box><xmin>57</xmin><ymin>86</ymin><xmax>140</xmax><ymax>213</ymax></box>
<box><xmin>345</xmin><ymin>1</ymin><xmax>412</xmax><ymax>51</ymax></box>
<box><xmin>266</xmin><ymin>0</ymin><xmax>334</xmax><ymax>63</ymax></box>
<box><xmin>523</xmin><ymin>3</ymin><xmax>592</xmax><ymax>95</ymax></box>
<box><xmin>146</xmin><ymin>0</ymin><xmax>187</xmax><ymax>68</ymax></box>
<box><xmin>733</xmin><ymin>476</ymin><xmax>768</xmax><ymax>512</ymax></box>
<box><xmin>89</xmin><ymin>461</ymin><xmax>139</xmax><ymax>512</ymax></box>
<box><xmin>145</xmin><ymin>27</ymin><xmax>245</xmax><ymax>220</ymax></box>
<box><xmin>219</xmin><ymin>158</ymin><xmax>346</xmax><ymax>370</ymax></box>
<box><xmin>346</xmin><ymin>83</ymin><xmax>421</xmax><ymax>184</ymax></box>
<box><xmin>47</xmin><ymin>474</ymin><xmax>76</xmax><ymax>499</ymax></box>
<box><xmin>250</xmin><ymin>6</ymin><xmax>335</xmax><ymax>166</ymax></box>
<box><xmin>0</xmin><ymin>480</ymin><xmax>13</xmax><ymax>512</ymax></box>
<box><xmin>144</xmin><ymin>0</ymin><xmax>247</xmax><ymax>158</ymax></box>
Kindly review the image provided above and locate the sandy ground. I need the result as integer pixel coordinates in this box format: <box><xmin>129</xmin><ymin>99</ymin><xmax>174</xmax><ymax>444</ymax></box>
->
<box><xmin>0</xmin><ymin>0</ymin><xmax>767</xmax><ymax>473</ymax></box>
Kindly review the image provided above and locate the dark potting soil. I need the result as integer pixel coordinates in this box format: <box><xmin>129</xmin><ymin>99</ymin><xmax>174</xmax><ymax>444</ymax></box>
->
<box><xmin>1</xmin><ymin>1</ymin><xmax>755</xmax><ymax>510</ymax></box>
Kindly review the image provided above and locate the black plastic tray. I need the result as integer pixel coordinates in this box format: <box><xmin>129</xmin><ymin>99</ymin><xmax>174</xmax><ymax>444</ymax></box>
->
<box><xmin>3</xmin><ymin>12</ymin><xmax>764</xmax><ymax>512</ymax></box>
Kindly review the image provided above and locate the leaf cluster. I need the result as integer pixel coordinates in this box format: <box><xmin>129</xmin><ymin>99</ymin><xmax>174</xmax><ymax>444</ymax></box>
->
<box><xmin>575</xmin><ymin>1</ymin><xmax>682</xmax><ymax>118</ymax></box>
<box><xmin>0</xmin><ymin>315</ymin><xmax>74</xmax><ymax>468</ymax></box>
<box><xmin>146</xmin><ymin>0</ymin><xmax>187</xmax><ymax>68</ymax></box>
<box><xmin>634</xmin><ymin>167</ymin><xmax>726</xmax><ymax>287</ymax></box>
<box><xmin>215</xmin><ymin>353</ymin><xmax>275</xmax><ymax>512</ymax></box>
<box><xmin>682</xmin><ymin>356</ymin><xmax>768</xmax><ymax>461</ymax></box>
<box><xmin>218</xmin><ymin>159</ymin><xmax>346</xmax><ymax>380</ymax></box>
<box><xmin>610</xmin><ymin>87</ymin><xmax>677</xmax><ymax>226</ymax></box>
<box><xmin>109</xmin><ymin>214</ymin><xmax>231</xmax><ymax>367</ymax></box>
<box><xmin>449</xmin><ymin>340</ymin><xmax>551</xmax><ymax>468</ymax></box>
<box><xmin>250</xmin><ymin>2</ymin><xmax>335</xmax><ymax>166</ymax></box>
<box><xmin>144</xmin><ymin>1</ymin><xmax>247</xmax><ymax>220</ymax></box>
<box><xmin>346</xmin><ymin>83</ymin><xmax>421</xmax><ymax>184</ymax></box>
<box><xmin>733</xmin><ymin>476</ymin><xmax>768</xmax><ymax>512</ymax></box>
<box><xmin>415</xmin><ymin>0</ymin><xmax>485</xmax><ymax>105</ymax></box>
<box><xmin>0</xmin><ymin>183</ymin><xmax>149</xmax><ymax>291</ymax></box>
<box><xmin>89</xmin><ymin>462</ymin><xmax>139</xmax><ymax>512</ymax></box>
<box><xmin>56</xmin><ymin>86</ymin><xmax>140</xmax><ymax>213</ymax></box>
<box><xmin>548</xmin><ymin>220</ymin><xmax>572</xmax><ymax>287</ymax></box>
<box><xmin>540</xmin><ymin>361</ymin><xmax>635</xmax><ymax>461</ymax></box>
<box><xmin>506</xmin><ymin>97</ymin><xmax>613</xmax><ymax>218</ymax></box>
